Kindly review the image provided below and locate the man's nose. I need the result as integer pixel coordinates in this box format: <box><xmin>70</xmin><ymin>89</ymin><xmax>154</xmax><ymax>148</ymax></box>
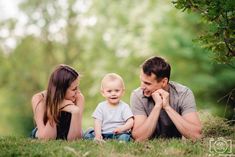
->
<box><xmin>140</xmin><ymin>82</ymin><xmax>145</xmax><ymax>89</ymax></box>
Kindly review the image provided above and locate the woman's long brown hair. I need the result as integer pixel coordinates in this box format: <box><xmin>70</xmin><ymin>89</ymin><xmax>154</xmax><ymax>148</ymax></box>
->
<box><xmin>44</xmin><ymin>64</ymin><xmax>79</xmax><ymax>125</ymax></box>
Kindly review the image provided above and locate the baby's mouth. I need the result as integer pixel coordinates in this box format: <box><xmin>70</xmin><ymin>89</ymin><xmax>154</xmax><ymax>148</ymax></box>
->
<box><xmin>110</xmin><ymin>97</ymin><xmax>118</xmax><ymax>100</ymax></box>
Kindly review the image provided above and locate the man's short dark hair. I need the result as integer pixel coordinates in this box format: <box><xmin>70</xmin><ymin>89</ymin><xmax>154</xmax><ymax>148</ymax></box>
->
<box><xmin>141</xmin><ymin>56</ymin><xmax>171</xmax><ymax>82</ymax></box>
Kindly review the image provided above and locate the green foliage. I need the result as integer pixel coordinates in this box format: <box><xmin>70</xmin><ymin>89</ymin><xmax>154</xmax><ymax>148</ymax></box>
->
<box><xmin>173</xmin><ymin>0</ymin><xmax>235</xmax><ymax>64</ymax></box>
<box><xmin>200</xmin><ymin>111</ymin><xmax>234</xmax><ymax>137</ymax></box>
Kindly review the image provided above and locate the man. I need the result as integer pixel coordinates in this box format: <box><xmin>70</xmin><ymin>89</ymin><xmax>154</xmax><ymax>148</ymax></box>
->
<box><xmin>131</xmin><ymin>56</ymin><xmax>202</xmax><ymax>141</ymax></box>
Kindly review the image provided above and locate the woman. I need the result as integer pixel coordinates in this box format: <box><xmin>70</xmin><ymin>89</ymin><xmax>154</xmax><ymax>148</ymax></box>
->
<box><xmin>31</xmin><ymin>64</ymin><xmax>84</xmax><ymax>140</ymax></box>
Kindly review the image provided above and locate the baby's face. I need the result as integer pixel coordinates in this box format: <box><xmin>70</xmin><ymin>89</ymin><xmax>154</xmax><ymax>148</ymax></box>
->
<box><xmin>101</xmin><ymin>79</ymin><xmax>124</xmax><ymax>105</ymax></box>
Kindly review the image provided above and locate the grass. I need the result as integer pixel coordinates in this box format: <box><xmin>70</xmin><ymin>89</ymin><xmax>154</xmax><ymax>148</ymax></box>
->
<box><xmin>0</xmin><ymin>137</ymin><xmax>208</xmax><ymax>157</ymax></box>
<box><xmin>0</xmin><ymin>111</ymin><xmax>234</xmax><ymax>157</ymax></box>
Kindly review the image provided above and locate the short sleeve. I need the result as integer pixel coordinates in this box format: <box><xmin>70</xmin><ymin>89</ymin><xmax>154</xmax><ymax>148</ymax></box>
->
<box><xmin>92</xmin><ymin>103</ymin><xmax>103</xmax><ymax>121</ymax></box>
<box><xmin>122</xmin><ymin>104</ymin><xmax>133</xmax><ymax>121</ymax></box>
<box><xmin>180</xmin><ymin>89</ymin><xmax>197</xmax><ymax>115</ymax></box>
<box><xmin>130</xmin><ymin>92</ymin><xmax>147</xmax><ymax>116</ymax></box>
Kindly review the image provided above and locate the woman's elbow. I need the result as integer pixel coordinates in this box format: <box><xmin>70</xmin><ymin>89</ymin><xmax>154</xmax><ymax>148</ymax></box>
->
<box><xmin>37</xmin><ymin>130</ymin><xmax>56</xmax><ymax>140</ymax></box>
<box><xmin>67</xmin><ymin>132</ymin><xmax>82</xmax><ymax>141</ymax></box>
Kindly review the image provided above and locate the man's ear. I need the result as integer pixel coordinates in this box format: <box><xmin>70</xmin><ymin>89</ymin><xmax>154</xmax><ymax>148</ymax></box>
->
<box><xmin>161</xmin><ymin>77</ymin><xmax>168</xmax><ymax>88</ymax></box>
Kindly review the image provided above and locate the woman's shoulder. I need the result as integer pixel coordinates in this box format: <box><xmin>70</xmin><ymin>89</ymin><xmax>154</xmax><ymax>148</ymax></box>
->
<box><xmin>32</xmin><ymin>91</ymin><xmax>46</xmax><ymax>103</ymax></box>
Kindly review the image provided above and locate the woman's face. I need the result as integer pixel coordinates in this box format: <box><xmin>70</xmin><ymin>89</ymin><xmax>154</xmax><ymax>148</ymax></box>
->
<box><xmin>65</xmin><ymin>77</ymin><xmax>79</xmax><ymax>102</ymax></box>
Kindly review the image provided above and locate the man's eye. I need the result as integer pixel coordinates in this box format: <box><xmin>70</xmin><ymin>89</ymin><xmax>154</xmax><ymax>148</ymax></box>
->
<box><xmin>144</xmin><ymin>82</ymin><xmax>151</xmax><ymax>86</ymax></box>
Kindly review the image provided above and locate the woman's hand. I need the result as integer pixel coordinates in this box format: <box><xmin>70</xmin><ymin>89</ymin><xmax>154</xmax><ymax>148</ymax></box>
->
<box><xmin>75</xmin><ymin>91</ymin><xmax>84</xmax><ymax>112</ymax></box>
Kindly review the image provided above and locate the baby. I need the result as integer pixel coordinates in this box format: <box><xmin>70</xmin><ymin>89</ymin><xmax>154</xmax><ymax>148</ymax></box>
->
<box><xmin>84</xmin><ymin>73</ymin><xmax>133</xmax><ymax>141</ymax></box>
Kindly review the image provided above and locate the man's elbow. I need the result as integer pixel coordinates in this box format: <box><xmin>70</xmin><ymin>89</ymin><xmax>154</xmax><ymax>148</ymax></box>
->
<box><xmin>190</xmin><ymin>126</ymin><xmax>202</xmax><ymax>140</ymax></box>
<box><xmin>131</xmin><ymin>130</ymin><xmax>148</xmax><ymax>142</ymax></box>
<box><xmin>129</xmin><ymin>118</ymin><xmax>134</xmax><ymax>127</ymax></box>
<box><xmin>194</xmin><ymin>126</ymin><xmax>202</xmax><ymax>139</ymax></box>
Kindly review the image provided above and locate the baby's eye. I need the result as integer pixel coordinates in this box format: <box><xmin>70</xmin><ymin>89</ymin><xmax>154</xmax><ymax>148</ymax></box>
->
<box><xmin>115</xmin><ymin>89</ymin><xmax>120</xmax><ymax>92</ymax></box>
<box><xmin>107</xmin><ymin>90</ymin><xmax>112</xmax><ymax>93</ymax></box>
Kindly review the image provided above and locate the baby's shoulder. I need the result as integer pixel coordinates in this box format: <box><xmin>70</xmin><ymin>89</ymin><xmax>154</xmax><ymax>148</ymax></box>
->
<box><xmin>119</xmin><ymin>101</ymin><xmax>130</xmax><ymax>108</ymax></box>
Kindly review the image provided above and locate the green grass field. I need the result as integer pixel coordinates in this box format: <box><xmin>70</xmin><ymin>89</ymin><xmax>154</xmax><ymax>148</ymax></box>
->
<box><xmin>0</xmin><ymin>112</ymin><xmax>234</xmax><ymax>157</ymax></box>
<box><xmin>0</xmin><ymin>136</ymin><xmax>234</xmax><ymax>157</ymax></box>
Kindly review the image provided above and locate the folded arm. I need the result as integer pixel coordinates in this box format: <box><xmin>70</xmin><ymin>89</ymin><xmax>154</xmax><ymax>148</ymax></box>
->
<box><xmin>158</xmin><ymin>88</ymin><xmax>202</xmax><ymax>140</ymax></box>
<box><xmin>31</xmin><ymin>92</ymin><xmax>57</xmax><ymax>139</ymax></box>
<box><xmin>164</xmin><ymin>106</ymin><xmax>202</xmax><ymax>139</ymax></box>
<box><xmin>113</xmin><ymin>117</ymin><xmax>134</xmax><ymax>134</ymax></box>
<box><xmin>62</xmin><ymin>92</ymin><xmax>84</xmax><ymax>140</ymax></box>
<box><xmin>131</xmin><ymin>105</ymin><xmax>161</xmax><ymax>141</ymax></box>
<box><xmin>94</xmin><ymin>119</ymin><xmax>103</xmax><ymax>140</ymax></box>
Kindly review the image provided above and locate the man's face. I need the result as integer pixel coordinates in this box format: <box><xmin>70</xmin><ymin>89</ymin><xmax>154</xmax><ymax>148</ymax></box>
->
<box><xmin>140</xmin><ymin>70</ymin><xmax>164</xmax><ymax>97</ymax></box>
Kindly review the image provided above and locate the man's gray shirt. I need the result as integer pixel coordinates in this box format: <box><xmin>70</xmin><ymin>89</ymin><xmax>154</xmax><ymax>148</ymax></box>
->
<box><xmin>130</xmin><ymin>81</ymin><xmax>197</xmax><ymax>138</ymax></box>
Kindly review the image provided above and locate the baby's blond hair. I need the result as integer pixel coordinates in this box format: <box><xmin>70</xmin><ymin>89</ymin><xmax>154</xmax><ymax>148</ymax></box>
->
<box><xmin>100</xmin><ymin>73</ymin><xmax>125</xmax><ymax>90</ymax></box>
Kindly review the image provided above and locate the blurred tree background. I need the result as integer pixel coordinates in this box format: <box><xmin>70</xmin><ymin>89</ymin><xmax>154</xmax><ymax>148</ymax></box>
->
<box><xmin>0</xmin><ymin>0</ymin><xmax>234</xmax><ymax>136</ymax></box>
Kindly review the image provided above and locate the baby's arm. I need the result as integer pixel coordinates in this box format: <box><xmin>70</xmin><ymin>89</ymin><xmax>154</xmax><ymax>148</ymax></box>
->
<box><xmin>113</xmin><ymin>117</ymin><xmax>134</xmax><ymax>134</ymax></box>
<box><xmin>94</xmin><ymin>119</ymin><xmax>103</xmax><ymax>140</ymax></box>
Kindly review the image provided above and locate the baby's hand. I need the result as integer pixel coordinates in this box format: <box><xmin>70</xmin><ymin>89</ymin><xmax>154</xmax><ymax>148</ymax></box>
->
<box><xmin>113</xmin><ymin>127</ymin><xmax>122</xmax><ymax>134</ymax></box>
<box><xmin>94</xmin><ymin>136</ymin><xmax>105</xmax><ymax>142</ymax></box>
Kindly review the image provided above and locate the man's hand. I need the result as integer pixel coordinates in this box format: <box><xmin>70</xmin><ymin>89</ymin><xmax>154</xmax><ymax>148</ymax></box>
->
<box><xmin>156</xmin><ymin>89</ymin><xmax>170</xmax><ymax>109</ymax></box>
<box><xmin>151</xmin><ymin>91</ymin><xmax>163</xmax><ymax>109</ymax></box>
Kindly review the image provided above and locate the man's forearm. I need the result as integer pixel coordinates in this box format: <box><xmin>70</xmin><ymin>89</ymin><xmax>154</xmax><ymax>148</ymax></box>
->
<box><xmin>164</xmin><ymin>106</ymin><xmax>202</xmax><ymax>139</ymax></box>
<box><xmin>132</xmin><ymin>107</ymin><xmax>161</xmax><ymax>141</ymax></box>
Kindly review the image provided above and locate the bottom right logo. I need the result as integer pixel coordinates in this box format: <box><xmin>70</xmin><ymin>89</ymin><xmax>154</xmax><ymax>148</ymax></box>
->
<box><xmin>209</xmin><ymin>137</ymin><xmax>233</xmax><ymax>156</ymax></box>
